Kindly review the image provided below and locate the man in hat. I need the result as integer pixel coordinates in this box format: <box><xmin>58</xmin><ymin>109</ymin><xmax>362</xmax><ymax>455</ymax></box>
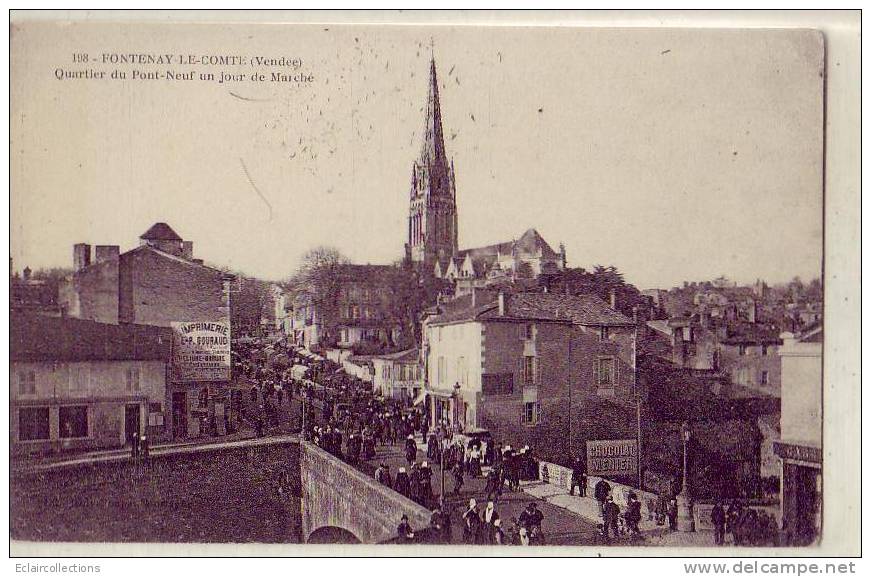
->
<box><xmin>405</xmin><ymin>434</ymin><xmax>417</xmax><ymax>467</ymax></box>
<box><xmin>603</xmin><ymin>496</ymin><xmax>620</xmax><ymax>539</ymax></box>
<box><xmin>397</xmin><ymin>514</ymin><xmax>415</xmax><ymax>543</ymax></box>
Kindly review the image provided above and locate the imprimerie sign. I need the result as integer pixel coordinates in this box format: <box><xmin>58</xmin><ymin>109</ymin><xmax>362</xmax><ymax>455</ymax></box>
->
<box><xmin>171</xmin><ymin>321</ymin><xmax>231</xmax><ymax>382</ymax></box>
<box><xmin>586</xmin><ymin>439</ymin><xmax>638</xmax><ymax>477</ymax></box>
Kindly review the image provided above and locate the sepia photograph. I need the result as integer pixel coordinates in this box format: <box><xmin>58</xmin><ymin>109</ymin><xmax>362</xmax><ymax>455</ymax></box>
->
<box><xmin>6</xmin><ymin>9</ymin><xmax>861</xmax><ymax>561</ymax></box>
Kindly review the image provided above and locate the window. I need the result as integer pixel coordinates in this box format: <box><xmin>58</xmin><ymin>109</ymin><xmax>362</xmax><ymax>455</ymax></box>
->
<box><xmin>524</xmin><ymin>324</ymin><xmax>535</xmax><ymax>340</ymax></box>
<box><xmin>437</xmin><ymin>356</ymin><xmax>446</xmax><ymax>385</ymax></box>
<box><xmin>457</xmin><ymin>356</ymin><xmax>467</xmax><ymax>386</ymax></box>
<box><xmin>18</xmin><ymin>407</ymin><xmax>49</xmax><ymax>441</ymax></box>
<box><xmin>596</xmin><ymin>357</ymin><xmax>616</xmax><ymax>387</ymax></box>
<box><xmin>522</xmin><ymin>356</ymin><xmax>537</xmax><ymax>386</ymax></box>
<box><xmin>738</xmin><ymin>345</ymin><xmax>747</xmax><ymax>356</ymax></box>
<box><xmin>125</xmin><ymin>366</ymin><xmax>140</xmax><ymax>392</ymax></box>
<box><xmin>69</xmin><ymin>366</ymin><xmax>89</xmax><ymax>393</ymax></box>
<box><xmin>59</xmin><ymin>405</ymin><xmax>88</xmax><ymax>438</ymax></box>
<box><xmin>761</xmin><ymin>345</ymin><xmax>769</xmax><ymax>356</ymax></box>
<box><xmin>760</xmin><ymin>371</ymin><xmax>770</xmax><ymax>386</ymax></box>
<box><xmin>522</xmin><ymin>401</ymin><xmax>541</xmax><ymax>426</ymax></box>
<box><xmin>600</xmin><ymin>326</ymin><xmax>610</xmax><ymax>341</ymax></box>
<box><xmin>17</xmin><ymin>371</ymin><xmax>36</xmax><ymax>395</ymax></box>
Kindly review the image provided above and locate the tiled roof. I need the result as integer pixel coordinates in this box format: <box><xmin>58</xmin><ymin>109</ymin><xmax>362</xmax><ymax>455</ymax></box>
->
<box><xmin>490</xmin><ymin>292</ymin><xmax>634</xmax><ymax>326</ymax></box>
<box><xmin>429</xmin><ymin>291</ymin><xmax>634</xmax><ymax>326</ymax></box>
<box><xmin>373</xmin><ymin>348</ymin><xmax>419</xmax><ymax>362</ymax></box>
<box><xmin>720</xmin><ymin>322</ymin><xmax>782</xmax><ymax>345</ymax></box>
<box><xmin>335</xmin><ymin>264</ymin><xmax>397</xmax><ymax>282</ymax></box>
<box><xmin>140</xmin><ymin>222</ymin><xmax>182</xmax><ymax>241</ymax></box>
<box><xmin>11</xmin><ymin>313</ymin><xmax>172</xmax><ymax>362</ymax></box>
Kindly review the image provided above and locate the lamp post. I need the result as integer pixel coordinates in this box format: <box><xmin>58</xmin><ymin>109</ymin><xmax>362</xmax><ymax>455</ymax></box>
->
<box><xmin>676</xmin><ymin>420</ymin><xmax>695</xmax><ymax>532</ymax></box>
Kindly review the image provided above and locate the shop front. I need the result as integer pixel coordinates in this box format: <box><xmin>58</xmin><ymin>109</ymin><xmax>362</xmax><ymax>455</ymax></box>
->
<box><xmin>775</xmin><ymin>440</ymin><xmax>822</xmax><ymax>545</ymax></box>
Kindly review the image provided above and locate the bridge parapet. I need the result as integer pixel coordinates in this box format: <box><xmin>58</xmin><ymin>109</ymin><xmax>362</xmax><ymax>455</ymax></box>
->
<box><xmin>299</xmin><ymin>441</ymin><xmax>432</xmax><ymax>544</ymax></box>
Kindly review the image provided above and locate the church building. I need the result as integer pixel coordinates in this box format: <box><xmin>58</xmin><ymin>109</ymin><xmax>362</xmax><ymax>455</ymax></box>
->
<box><xmin>405</xmin><ymin>57</ymin><xmax>566</xmax><ymax>290</ymax></box>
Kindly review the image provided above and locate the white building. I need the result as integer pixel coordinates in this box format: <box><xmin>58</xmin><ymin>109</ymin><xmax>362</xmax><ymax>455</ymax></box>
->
<box><xmin>775</xmin><ymin>324</ymin><xmax>822</xmax><ymax>545</ymax></box>
<box><xmin>371</xmin><ymin>349</ymin><xmax>423</xmax><ymax>406</ymax></box>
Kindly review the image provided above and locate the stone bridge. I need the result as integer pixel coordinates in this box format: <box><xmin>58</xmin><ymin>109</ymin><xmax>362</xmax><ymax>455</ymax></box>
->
<box><xmin>299</xmin><ymin>441</ymin><xmax>432</xmax><ymax>544</ymax></box>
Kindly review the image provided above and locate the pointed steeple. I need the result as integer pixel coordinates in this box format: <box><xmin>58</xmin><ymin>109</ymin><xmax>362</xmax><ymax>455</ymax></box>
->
<box><xmin>419</xmin><ymin>56</ymin><xmax>448</xmax><ymax>170</ymax></box>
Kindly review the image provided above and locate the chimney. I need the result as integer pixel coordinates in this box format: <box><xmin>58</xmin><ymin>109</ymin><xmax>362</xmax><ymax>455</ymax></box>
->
<box><xmin>609</xmin><ymin>288</ymin><xmax>618</xmax><ymax>310</ymax></box>
<box><xmin>182</xmin><ymin>240</ymin><xmax>194</xmax><ymax>260</ymax></box>
<box><xmin>73</xmin><ymin>243</ymin><xmax>91</xmax><ymax>272</ymax></box>
<box><xmin>95</xmin><ymin>245</ymin><xmax>120</xmax><ymax>263</ymax></box>
<box><xmin>498</xmin><ymin>292</ymin><xmax>506</xmax><ymax>316</ymax></box>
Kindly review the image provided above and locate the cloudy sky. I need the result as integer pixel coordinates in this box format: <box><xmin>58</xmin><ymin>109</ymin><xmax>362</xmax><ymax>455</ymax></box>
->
<box><xmin>11</xmin><ymin>22</ymin><xmax>823</xmax><ymax>289</ymax></box>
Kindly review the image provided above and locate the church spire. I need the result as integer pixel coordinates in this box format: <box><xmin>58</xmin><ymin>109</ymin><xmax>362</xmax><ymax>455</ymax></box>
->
<box><xmin>419</xmin><ymin>55</ymin><xmax>448</xmax><ymax>169</ymax></box>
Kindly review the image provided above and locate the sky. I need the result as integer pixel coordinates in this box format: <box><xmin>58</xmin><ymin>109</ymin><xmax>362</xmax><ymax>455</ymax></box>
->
<box><xmin>10</xmin><ymin>23</ymin><xmax>824</xmax><ymax>290</ymax></box>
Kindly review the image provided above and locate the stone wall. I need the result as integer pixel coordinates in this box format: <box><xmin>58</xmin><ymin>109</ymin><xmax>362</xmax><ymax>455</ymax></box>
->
<box><xmin>299</xmin><ymin>441</ymin><xmax>431</xmax><ymax>543</ymax></box>
<box><xmin>11</xmin><ymin>438</ymin><xmax>302</xmax><ymax>543</ymax></box>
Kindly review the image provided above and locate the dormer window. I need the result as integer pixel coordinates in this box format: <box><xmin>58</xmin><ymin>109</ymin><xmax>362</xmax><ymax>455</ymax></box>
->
<box><xmin>600</xmin><ymin>326</ymin><xmax>610</xmax><ymax>341</ymax></box>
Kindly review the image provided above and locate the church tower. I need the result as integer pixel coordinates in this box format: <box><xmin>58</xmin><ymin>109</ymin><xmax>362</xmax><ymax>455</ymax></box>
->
<box><xmin>407</xmin><ymin>56</ymin><xmax>458</xmax><ymax>275</ymax></box>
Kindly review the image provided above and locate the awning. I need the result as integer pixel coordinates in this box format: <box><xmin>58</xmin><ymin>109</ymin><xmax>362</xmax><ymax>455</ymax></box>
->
<box><xmin>412</xmin><ymin>391</ymin><xmax>427</xmax><ymax>406</ymax></box>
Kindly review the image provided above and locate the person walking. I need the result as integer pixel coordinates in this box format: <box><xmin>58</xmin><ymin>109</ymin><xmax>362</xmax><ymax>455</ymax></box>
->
<box><xmin>668</xmin><ymin>497</ymin><xmax>678</xmax><ymax>531</ymax></box>
<box><xmin>594</xmin><ymin>478</ymin><xmax>611</xmax><ymax>518</ymax></box>
<box><xmin>462</xmin><ymin>499</ymin><xmax>481</xmax><ymax>544</ymax></box>
<box><xmin>375</xmin><ymin>463</ymin><xmax>393</xmax><ymax>489</ymax></box>
<box><xmin>483</xmin><ymin>501</ymin><xmax>500</xmax><ymax>543</ymax></box>
<box><xmin>484</xmin><ymin>467</ymin><xmax>502</xmax><ymax>503</ymax></box>
<box><xmin>452</xmin><ymin>459</ymin><xmax>465</xmax><ymax>495</ymax></box>
<box><xmin>626</xmin><ymin>492</ymin><xmax>642</xmax><ymax>535</ymax></box>
<box><xmin>603</xmin><ymin>496</ymin><xmax>620</xmax><ymax>539</ymax></box>
<box><xmin>712</xmin><ymin>500</ymin><xmax>727</xmax><ymax>545</ymax></box>
<box><xmin>570</xmin><ymin>456</ymin><xmax>587</xmax><ymax>497</ymax></box>
<box><xmin>492</xmin><ymin>519</ymin><xmax>506</xmax><ymax>545</ymax></box>
<box><xmin>394</xmin><ymin>467</ymin><xmax>410</xmax><ymax>498</ymax></box>
<box><xmin>405</xmin><ymin>435</ymin><xmax>417</xmax><ymax>467</ymax></box>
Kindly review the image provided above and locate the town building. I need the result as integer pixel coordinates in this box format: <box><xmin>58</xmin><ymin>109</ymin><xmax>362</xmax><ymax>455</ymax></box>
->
<box><xmin>775</xmin><ymin>324</ymin><xmax>822</xmax><ymax>545</ymax></box>
<box><xmin>57</xmin><ymin>222</ymin><xmax>236</xmax><ymax>440</ymax></box>
<box><xmin>11</xmin><ymin>313</ymin><xmax>171</xmax><ymax>455</ymax></box>
<box><xmin>423</xmin><ymin>289</ymin><xmax>638</xmax><ymax>463</ymax></box>
<box><xmin>290</xmin><ymin>264</ymin><xmax>414</xmax><ymax>353</ymax></box>
<box><xmin>371</xmin><ymin>348</ymin><xmax>423</xmax><ymax>405</ymax></box>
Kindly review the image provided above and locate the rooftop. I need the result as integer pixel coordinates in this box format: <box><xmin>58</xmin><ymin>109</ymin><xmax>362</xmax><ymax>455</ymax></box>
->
<box><xmin>140</xmin><ymin>222</ymin><xmax>182</xmax><ymax>241</ymax></box>
<box><xmin>11</xmin><ymin>313</ymin><xmax>172</xmax><ymax>363</ymax></box>
<box><xmin>429</xmin><ymin>291</ymin><xmax>634</xmax><ymax>327</ymax></box>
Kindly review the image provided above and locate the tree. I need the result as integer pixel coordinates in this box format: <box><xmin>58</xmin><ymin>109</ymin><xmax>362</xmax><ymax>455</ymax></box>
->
<box><xmin>284</xmin><ymin>246</ymin><xmax>350</xmax><ymax>346</ymax></box>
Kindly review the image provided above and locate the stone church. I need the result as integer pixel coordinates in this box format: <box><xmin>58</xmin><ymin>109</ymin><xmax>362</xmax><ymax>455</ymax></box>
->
<box><xmin>405</xmin><ymin>57</ymin><xmax>566</xmax><ymax>292</ymax></box>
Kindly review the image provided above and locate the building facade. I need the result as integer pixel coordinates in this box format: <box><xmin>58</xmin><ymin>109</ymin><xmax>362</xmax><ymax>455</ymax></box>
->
<box><xmin>424</xmin><ymin>290</ymin><xmax>638</xmax><ymax>463</ymax></box>
<box><xmin>11</xmin><ymin>314</ymin><xmax>171</xmax><ymax>455</ymax></box>
<box><xmin>775</xmin><ymin>324</ymin><xmax>822</xmax><ymax>545</ymax></box>
<box><xmin>57</xmin><ymin>222</ymin><xmax>236</xmax><ymax>441</ymax></box>
<box><xmin>371</xmin><ymin>349</ymin><xmax>423</xmax><ymax>405</ymax></box>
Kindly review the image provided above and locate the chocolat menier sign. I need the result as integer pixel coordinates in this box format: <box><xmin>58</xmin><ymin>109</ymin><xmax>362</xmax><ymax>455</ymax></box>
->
<box><xmin>586</xmin><ymin>439</ymin><xmax>638</xmax><ymax>477</ymax></box>
<box><xmin>171</xmin><ymin>321</ymin><xmax>231</xmax><ymax>382</ymax></box>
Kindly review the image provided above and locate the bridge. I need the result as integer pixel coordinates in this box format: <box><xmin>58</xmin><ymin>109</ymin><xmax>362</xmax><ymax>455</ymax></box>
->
<box><xmin>299</xmin><ymin>440</ymin><xmax>432</xmax><ymax>544</ymax></box>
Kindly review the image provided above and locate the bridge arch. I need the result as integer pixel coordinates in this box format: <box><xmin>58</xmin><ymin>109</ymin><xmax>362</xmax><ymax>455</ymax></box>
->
<box><xmin>300</xmin><ymin>442</ymin><xmax>432</xmax><ymax>544</ymax></box>
<box><xmin>306</xmin><ymin>526</ymin><xmax>361</xmax><ymax>544</ymax></box>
